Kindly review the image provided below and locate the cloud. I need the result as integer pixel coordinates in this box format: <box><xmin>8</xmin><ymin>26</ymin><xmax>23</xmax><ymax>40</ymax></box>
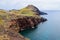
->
<box><xmin>0</xmin><ymin>0</ymin><xmax>60</xmax><ymax>10</ymax></box>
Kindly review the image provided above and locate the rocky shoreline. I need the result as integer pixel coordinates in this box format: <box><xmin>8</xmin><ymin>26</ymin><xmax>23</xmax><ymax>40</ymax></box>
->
<box><xmin>0</xmin><ymin>5</ymin><xmax>47</xmax><ymax>40</ymax></box>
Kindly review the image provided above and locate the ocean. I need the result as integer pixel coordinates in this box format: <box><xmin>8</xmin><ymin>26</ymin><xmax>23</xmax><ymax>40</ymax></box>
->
<box><xmin>21</xmin><ymin>10</ymin><xmax>60</xmax><ymax>40</ymax></box>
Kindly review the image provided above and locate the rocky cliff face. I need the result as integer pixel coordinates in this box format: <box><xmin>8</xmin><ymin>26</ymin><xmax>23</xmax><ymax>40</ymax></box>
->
<box><xmin>0</xmin><ymin>5</ymin><xmax>47</xmax><ymax>40</ymax></box>
<box><xmin>9</xmin><ymin>16</ymin><xmax>41</xmax><ymax>32</ymax></box>
<box><xmin>0</xmin><ymin>26</ymin><xmax>29</xmax><ymax>40</ymax></box>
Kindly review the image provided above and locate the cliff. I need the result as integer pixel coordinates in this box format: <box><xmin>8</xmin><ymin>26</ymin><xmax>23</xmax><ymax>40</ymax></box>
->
<box><xmin>0</xmin><ymin>5</ymin><xmax>47</xmax><ymax>40</ymax></box>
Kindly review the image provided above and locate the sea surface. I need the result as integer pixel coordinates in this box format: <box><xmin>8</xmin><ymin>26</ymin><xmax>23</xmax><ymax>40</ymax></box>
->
<box><xmin>21</xmin><ymin>10</ymin><xmax>60</xmax><ymax>40</ymax></box>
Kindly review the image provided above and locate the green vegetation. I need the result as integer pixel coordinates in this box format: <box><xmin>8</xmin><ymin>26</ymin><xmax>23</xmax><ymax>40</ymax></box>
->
<box><xmin>0</xmin><ymin>7</ymin><xmax>40</xmax><ymax>26</ymax></box>
<box><xmin>9</xmin><ymin>8</ymin><xmax>38</xmax><ymax>16</ymax></box>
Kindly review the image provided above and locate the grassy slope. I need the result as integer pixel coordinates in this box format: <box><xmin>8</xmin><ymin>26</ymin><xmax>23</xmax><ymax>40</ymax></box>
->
<box><xmin>9</xmin><ymin>8</ymin><xmax>39</xmax><ymax>16</ymax></box>
<box><xmin>0</xmin><ymin>7</ymin><xmax>41</xmax><ymax>26</ymax></box>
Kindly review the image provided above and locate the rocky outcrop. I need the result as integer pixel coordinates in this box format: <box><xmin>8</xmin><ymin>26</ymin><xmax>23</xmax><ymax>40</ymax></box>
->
<box><xmin>26</xmin><ymin>5</ymin><xmax>47</xmax><ymax>15</ymax></box>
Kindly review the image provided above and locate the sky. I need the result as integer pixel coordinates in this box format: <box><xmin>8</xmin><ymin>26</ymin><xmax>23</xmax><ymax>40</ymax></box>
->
<box><xmin>0</xmin><ymin>0</ymin><xmax>60</xmax><ymax>10</ymax></box>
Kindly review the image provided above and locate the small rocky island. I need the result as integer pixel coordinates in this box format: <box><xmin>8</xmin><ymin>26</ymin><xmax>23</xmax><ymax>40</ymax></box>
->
<box><xmin>0</xmin><ymin>5</ymin><xmax>47</xmax><ymax>40</ymax></box>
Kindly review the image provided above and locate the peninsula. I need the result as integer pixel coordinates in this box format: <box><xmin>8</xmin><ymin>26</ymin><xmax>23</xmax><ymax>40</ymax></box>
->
<box><xmin>0</xmin><ymin>5</ymin><xmax>47</xmax><ymax>40</ymax></box>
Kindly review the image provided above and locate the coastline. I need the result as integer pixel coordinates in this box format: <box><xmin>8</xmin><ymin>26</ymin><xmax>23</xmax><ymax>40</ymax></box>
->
<box><xmin>0</xmin><ymin>5</ymin><xmax>47</xmax><ymax>40</ymax></box>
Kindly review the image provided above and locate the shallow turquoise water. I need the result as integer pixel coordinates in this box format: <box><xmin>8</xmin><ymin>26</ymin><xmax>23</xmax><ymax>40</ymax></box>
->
<box><xmin>21</xmin><ymin>11</ymin><xmax>60</xmax><ymax>40</ymax></box>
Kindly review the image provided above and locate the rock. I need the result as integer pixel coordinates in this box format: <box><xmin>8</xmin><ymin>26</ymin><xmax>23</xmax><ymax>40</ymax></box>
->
<box><xmin>39</xmin><ymin>11</ymin><xmax>48</xmax><ymax>15</ymax></box>
<box><xmin>41</xmin><ymin>17</ymin><xmax>47</xmax><ymax>22</ymax></box>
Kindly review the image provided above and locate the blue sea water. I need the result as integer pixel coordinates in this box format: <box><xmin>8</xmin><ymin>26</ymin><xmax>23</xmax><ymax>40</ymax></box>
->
<box><xmin>21</xmin><ymin>10</ymin><xmax>60</xmax><ymax>40</ymax></box>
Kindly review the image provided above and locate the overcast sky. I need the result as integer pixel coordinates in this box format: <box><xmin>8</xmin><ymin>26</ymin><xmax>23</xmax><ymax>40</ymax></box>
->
<box><xmin>0</xmin><ymin>0</ymin><xmax>60</xmax><ymax>10</ymax></box>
